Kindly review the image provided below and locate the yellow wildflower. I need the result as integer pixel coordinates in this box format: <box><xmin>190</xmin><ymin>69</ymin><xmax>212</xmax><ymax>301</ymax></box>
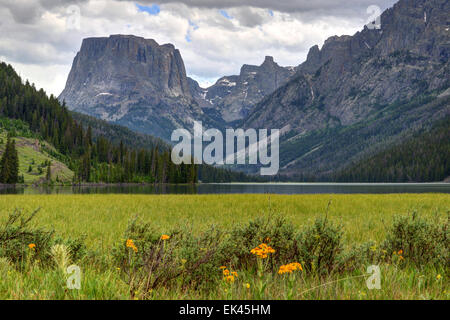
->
<box><xmin>250</xmin><ymin>243</ymin><xmax>275</xmax><ymax>259</ymax></box>
<box><xmin>161</xmin><ymin>235</ymin><xmax>170</xmax><ymax>241</ymax></box>
<box><xmin>436</xmin><ymin>274</ymin><xmax>442</xmax><ymax>280</ymax></box>
<box><xmin>126</xmin><ymin>239</ymin><xmax>138</xmax><ymax>252</ymax></box>
<box><xmin>278</xmin><ymin>262</ymin><xmax>303</xmax><ymax>275</ymax></box>
<box><xmin>245</xmin><ymin>283</ymin><xmax>250</xmax><ymax>289</ymax></box>
<box><xmin>28</xmin><ymin>243</ymin><xmax>36</xmax><ymax>250</ymax></box>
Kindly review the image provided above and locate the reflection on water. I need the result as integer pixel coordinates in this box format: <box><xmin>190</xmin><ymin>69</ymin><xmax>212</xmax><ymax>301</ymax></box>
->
<box><xmin>1</xmin><ymin>183</ymin><xmax>449</xmax><ymax>195</ymax></box>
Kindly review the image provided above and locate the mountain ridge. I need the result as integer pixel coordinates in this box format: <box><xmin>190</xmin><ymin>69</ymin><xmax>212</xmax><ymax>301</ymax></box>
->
<box><xmin>240</xmin><ymin>0</ymin><xmax>449</xmax><ymax>176</ymax></box>
<box><xmin>59</xmin><ymin>34</ymin><xmax>298</xmax><ymax>138</ymax></box>
<box><xmin>191</xmin><ymin>55</ymin><xmax>296</xmax><ymax>123</ymax></box>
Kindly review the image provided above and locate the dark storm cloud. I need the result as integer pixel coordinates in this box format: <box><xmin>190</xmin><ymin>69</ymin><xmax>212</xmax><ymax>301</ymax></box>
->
<box><xmin>133</xmin><ymin>0</ymin><xmax>398</xmax><ymax>28</ymax></box>
<box><xmin>1</xmin><ymin>0</ymin><xmax>89</xmax><ymax>24</ymax></box>
<box><xmin>135</xmin><ymin>0</ymin><xmax>397</xmax><ymax>15</ymax></box>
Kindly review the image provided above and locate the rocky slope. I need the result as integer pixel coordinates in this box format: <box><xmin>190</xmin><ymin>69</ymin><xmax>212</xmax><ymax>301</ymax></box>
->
<box><xmin>242</xmin><ymin>0</ymin><xmax>450</xmax><ymax>175</ymax></box>
<box><xmin>192</xmin><ymin>56</ymin><xmax>295</xmax><ymax>123</ymax></box>
<box><xmin>59</xmin><ymin>35</ymin><xmax>214</xmax><ymax>139</ymax></box>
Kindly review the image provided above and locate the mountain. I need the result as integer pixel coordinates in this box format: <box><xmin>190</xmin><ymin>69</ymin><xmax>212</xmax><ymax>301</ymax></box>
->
<box><xmin>60</xmin><ymin>35</ymin><xmax>296</xmax><ymax>138</ymax></box>
<box><xmin>191</xmin><ymin>56</ymin><xmax>295</xmax><ymax>123</ymax></box>
<box><xmin>242</xmin><ymin>0</ymin><xmax>450</xmax><ymax>176</ymax></box>
<box><xmin>59</xmin><ymin>35</ymin><xmax>217</xmax><ymax>139</ymax></box>
<box><xmin>57</xmin><ymin>0</ymin><xmax>449</xmax><ymax>182</ymax></box>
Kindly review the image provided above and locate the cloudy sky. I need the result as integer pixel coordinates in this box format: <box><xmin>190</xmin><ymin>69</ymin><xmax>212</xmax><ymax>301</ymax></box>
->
<box><xmin>0</xmin><ymin>0</ymin><xmax>397</xmax><ymax>96</ymax></box>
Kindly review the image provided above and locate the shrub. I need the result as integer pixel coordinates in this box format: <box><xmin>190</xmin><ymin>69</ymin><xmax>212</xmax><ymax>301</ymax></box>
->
<box><xmin>0</xmin><ymin>209</ymin><xmax>87</xmax><ymax>270</ymax></box>
<box><xmin>62</xmin><ymin>235</ymin><xmax>87</xmax><ymax>263</ymax></box>
<box><xmin>0</xmin><ymin>209</ymin><xmax>54</xmax><ymax>268</ymax></box>
<box><xmin>295</xmin><ymin>217</ymin><xmax>343</xmax><ymax>275</ymax></box>
<box><xmin>0</xmin><ymin>257</ymin><xmax>12</xmax><ymax>274</ymax></box>
<box><xmin>222</xmin><ymin>214</ymin><xmax>297</xmax><ymax>271</ymax></box>
<box><xmin>336</xmin><ymin>241</ymin><xmax>380</xmax><ymax>272</ymax></box>
<box><xmin>112</xmin><ymin>216</ymin><xmax>222</xmax><ymax>298</ymax></box>
<box><xmin>174</xmin><ymin>225</ymin><xmax>225</xmax><ymax>289</ymax></box>
<box><xmin>381</xmin><ymin>212</ymin><xmax>449</xmax><ymax>268</ymax></box>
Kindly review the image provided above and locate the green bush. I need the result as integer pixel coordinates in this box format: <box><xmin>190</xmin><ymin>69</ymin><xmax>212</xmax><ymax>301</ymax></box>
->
<box><xmin>222</xmin><ymin>214</ymin><xmax>297</xmax><ymax>270</ymax></box>
<box><xmin>55</xmin><ymin>235</ymin><xmax>87</xmax><ymax>263</ymax></box>
<box><xmin>174</xmin><ymin>225</ymin><xmax>224</xmax><ymax>289</ymax></box>
<box><xmin>112</xmin><ymin>216</ymin><xmax>223</xmax><ymax>297</ymax></box>
<box><xmin>381</xmin><ymin>212</ymin><xmax>449</xmax><ymax>268</ymax></box>
<box><xmin>3</xmin><ymin>207</ymin><xmax>448</xmax><ymax>299</ymax></box>
<box><xmin>0</xmin><ymin>209</ymin><xmax>54</xmax><ymax>268</ymax></box>
<box><xmin>0</xmin><ymin>209</ymin><xmax>87</xmax><ymax>269</ymax></box>
<box><xmin>295</xmin><ymin>217</ymin><xmax>343</xmax><ymax>275</ymax></box>
<box><xmin>337</xmin><ymin>241</ymin><xmax>380</xmax><ymax>272</ymax></box>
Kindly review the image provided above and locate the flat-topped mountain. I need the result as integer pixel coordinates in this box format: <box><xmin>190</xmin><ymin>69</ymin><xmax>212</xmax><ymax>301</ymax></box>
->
<box><xmin>59</xmin><ymin>35</ymin><xmax>211</xmax><ymax>139</ymax></box>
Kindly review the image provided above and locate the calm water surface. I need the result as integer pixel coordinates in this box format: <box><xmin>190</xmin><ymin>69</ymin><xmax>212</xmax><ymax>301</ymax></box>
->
<box><xmin>1</xmin><ymin>183</ymin><xmax>449</xmax><ymax>195</ymax></box>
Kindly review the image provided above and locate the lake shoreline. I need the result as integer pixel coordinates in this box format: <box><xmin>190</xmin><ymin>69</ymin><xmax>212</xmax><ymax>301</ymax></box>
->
<box><xmin>1</xmin><ymin>181</ymin><xmax>449</xmax><ymax>189</ymax></box>
<box><xmin>1</xmin><ymin>182</ymin><xmax>449</xmax><ymax>195</ymax></box>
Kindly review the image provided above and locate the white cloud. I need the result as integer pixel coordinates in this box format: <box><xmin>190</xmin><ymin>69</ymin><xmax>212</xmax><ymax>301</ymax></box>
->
<box><xmin>0</xmin><ymin>0</ymin><xmax>398</xmax><ymax>95</ymax></box>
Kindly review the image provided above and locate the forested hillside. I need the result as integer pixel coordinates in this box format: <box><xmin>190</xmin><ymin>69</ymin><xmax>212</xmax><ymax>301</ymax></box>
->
<box><xmin>71</xmin><ymin>112</ymin><xmax>167</xmax><ymax>152</ymax></box>
<box><xmin>0</xmin><ymin>61</ymin><xmax>255</xmax><ymax>185</ymax></box>
<box><xmin>334</xmin><ymin>117</ymin><xmax>450</xmax><ymax>182</ymax></box>
<box><xmin>0</xmin><ymin>117</ymin><xmax>74</xmax><ymax>184</ymax></box>
<box><xmin>0</xmin><ymin>62</ymin><xmax>197</xmax><ymax>184</ymax></box>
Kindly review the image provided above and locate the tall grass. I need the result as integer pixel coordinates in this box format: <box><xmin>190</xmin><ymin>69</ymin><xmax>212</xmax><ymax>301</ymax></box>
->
<box><xmin>0</xmin><ymin>194</ymin><xmax>448</xmax><ymax>300</ymax></box>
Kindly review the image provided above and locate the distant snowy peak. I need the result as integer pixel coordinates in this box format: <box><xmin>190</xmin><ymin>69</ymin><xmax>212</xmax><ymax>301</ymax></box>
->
<box><xmin>194</xmin><ymin>56</ymin><xmax>296</xmax><ymax>122</ymax></box>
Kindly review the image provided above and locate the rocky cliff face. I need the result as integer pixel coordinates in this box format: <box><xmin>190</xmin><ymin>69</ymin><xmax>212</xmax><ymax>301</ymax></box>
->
<box><xmin>245</xmin><ymin>0</ymin><xmax>449</xmax><ymax>131</ymax></box>
<box><xmin>59</xmin><ymin>35</ymin><xmax>210</xmax><ymax>139</ymax></box>
<box><xmin>194</xmin><ymin>56</ymin><xmax>295</xmax><ymax>122</ymax></box>
<box><xmin>242</xmin><ymin>0</ymin><xmax>449</xmax><ymax>175</ymax></box>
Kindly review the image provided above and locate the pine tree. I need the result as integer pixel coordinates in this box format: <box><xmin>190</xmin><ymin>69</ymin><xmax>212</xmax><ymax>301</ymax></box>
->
<box><xmin>9</xmin><ymin>139</ymin><xmax>19</xmax><ymax>183</ymax></box>
<box><xmin>46</xmin><ymin>161</ymin><xmax>52</xmax><ymax>182</ymax></box>
<box><xmin>0</xmin><ymin>139</ymin><xmax>10</xmax><ymax>183</ymax></box>
<box><xmin>0</xmin><ymin>137</ymin><xmax>19</xmax><ymax>184</ymax></box>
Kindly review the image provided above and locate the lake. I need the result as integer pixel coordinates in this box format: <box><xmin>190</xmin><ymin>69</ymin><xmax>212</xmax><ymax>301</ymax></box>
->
<box><xmin>1</xmin><ymin>183</ymin><xmax>449</xmax><ymax>195</ymax></box>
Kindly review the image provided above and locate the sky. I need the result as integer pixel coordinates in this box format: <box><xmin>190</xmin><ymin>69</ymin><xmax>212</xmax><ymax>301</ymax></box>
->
<box><xmin>0</xmin><ymin>0</ymin><xmax>397</xmax><ymax>96</ymax></box>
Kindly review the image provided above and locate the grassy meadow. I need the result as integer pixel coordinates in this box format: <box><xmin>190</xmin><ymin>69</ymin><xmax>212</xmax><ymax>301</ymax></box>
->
<box><xmin>0</xmin><ymin>131</ymin><xmax>74</xmax><ymax>184</ymax></box>
<box><xmin>0</xmin><ymin>193</ymin><xmax>448</xmax><ymax>300</ymax></box>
